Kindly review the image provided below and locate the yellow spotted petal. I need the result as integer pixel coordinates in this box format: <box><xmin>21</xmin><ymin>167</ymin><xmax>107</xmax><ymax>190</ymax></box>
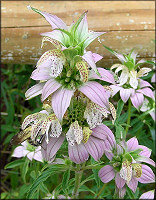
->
<box><xmin>109</xmin><ymin>102</ymin><xmax>116</xmax><ymax>124</ymax></box>
<box><xmin>41</xmin><ymin>36</ymin><xmax>62</xmax><ymax>49</ymax></box>
<box><xmin>120</xmin><ymin>160</ymin><xmax>132</xmax><ymax>183</ymax></box>
<box><xmin>71</xmin><ymin>121</ymin><xmax>83</xmax><ymax>145</ymax></box>
<box><xmin>82</xmin><ymin>127</ymin><xmax>92</xmax><ymax>143</ymax></box>
<box><xmin>36</xmin><ymin>49</ymin><xmax>65</xmax><ymax>68</ymax></box>
<box><xmin>76</xmin><ymin>61</ymin><xmax>88</xmax><ymax>82</ymax></box>
<box><xmin>137</xmin><ymin>67</ymin><xmax>151</xmax><ymax>78</ymax></box>
<box><xmin>132</xmin><ymin>163</ymin><xmax>142</xmax><ymax>178</ymax></box>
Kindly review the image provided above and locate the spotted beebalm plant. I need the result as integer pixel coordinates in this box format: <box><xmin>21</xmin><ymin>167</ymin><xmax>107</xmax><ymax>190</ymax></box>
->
<box><xmin>99</xmin><ymin>136</ymin><xmax>155</xmax><ymax>198</ymax></box>
<box><xmin>7</xmin><ymin>7</ymin><xmax>155</xmax><ymax>200</ymax></box>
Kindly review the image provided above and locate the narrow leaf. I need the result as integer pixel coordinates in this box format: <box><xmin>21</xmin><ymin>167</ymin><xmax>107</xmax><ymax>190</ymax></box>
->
<box><xmin>5</xmin><ymin>159</ymin><xmax>25</xmax><ymax>169</ymax></box>
<box><xmin>62</xmin><ymin>170</ymin><xmax>70</xmax><ymax>192</ymax></box>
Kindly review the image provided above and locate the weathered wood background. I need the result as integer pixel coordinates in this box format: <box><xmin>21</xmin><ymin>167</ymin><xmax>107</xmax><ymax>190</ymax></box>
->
<box><xmin>1</xmin><ymin>1</ymin><xmax>155</xmax><ymax>67</ymax></box>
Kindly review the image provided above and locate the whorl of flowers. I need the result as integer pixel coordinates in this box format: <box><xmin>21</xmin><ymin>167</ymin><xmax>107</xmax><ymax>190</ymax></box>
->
<box><xmin>101</xmin><ymin>45</ymin><xmax>155</xmax><ymax>109</ymax></box>
<box><xmin>98</xmin><ymin>136</ymin><xmax>155</xmax><ymax>198</ymax></box>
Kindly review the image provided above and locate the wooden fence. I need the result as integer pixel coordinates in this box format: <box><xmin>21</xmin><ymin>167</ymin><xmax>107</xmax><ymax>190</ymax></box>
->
<box><xmin>1</xmin><ymin>1</ymin><xmax>155</xmax><ymax>67</ymax></box>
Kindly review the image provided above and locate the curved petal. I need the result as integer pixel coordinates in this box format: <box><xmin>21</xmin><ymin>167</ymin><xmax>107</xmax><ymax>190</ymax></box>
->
<box><xmin>137</xmin><ymin>88</ymin><xmax>154</xmax><ymax>99</ymax></box>
<box><xmin>118</xmin><ymin>69</ymin><xmax>129</xmax><ymax>86</ymax></box>
<box><xmin>139</xmin><ymin>79</ymin><xmax>153</xmax><ymax>88</ymax></box>
<box><xmin>115</xmin><ymin>172</ymin><xmax>126</xmax><ymax>189</ymax></box>
<box><xmin>79</xmin><ymin>81</ymin><xmax>109</xmax><ymax>108</ymax></box>
<box><xmin>41</xmin><ymin>31</ymin><xmax>66</xmax><ymax>46</ymax></box>
<box><xmin>41</xmin><ymin>134</ymin><xmax>65</xmax><ymax>162</ymax></box>
<box><xmin>84</xmin><ymin>136</ymin><xmax>104</xmax><ymax>161</ymax></box>
<box><xmin>27</xmin><ymin>152</ymin><xmax>34</xmax><ymax>161</ymax></box>
<box><xmin>127</xmin><ymin>176</ymin><xmax>138</xmax><ymax>193</ymax></box>
<box><xmin>92</xmin><ymin>124</ymin><xmax>116</xmax><ymax>149</ymax></box>
<box><xmin>31</xmin><ymin>68</ymin><xmax>51</xmax><ymax>80</ymax></box>
<box><xmin>83</xmin><ymin>31</ymin><xmax>105</xmax><ymax>49</ymax></box>
<box><xmin>68</xmin><ymin>143</ymin><xmax>89</xmax><ymax>164</ymax></box>
<box><xmin>42</xmin><ymin>79</ymin><xmax>61</xmax><ymax>101</ymax></box>
<box><xmin>25</xmin><ymin>82</ymin><xmax>45</xmax><ymax>100</ymax></box>
<box><xmin>139</xmin><ymin>190</ymin><xmax>155</xmax><ymax>199</ymax></box>
<box><xmin>110</xmin><ymin>85</ymin><xmax>121</xmax><ymax>96</ymax></box>
<box><xmin>89</xmin><ymin>68</ymin><xmax>115</xmax><ymax>84</ymax></box>
<box><xmin>28</xmin><ymin>6</ymin><xmax>68</xmax><ymax>30</ymax></box>
<box><xmin>137</xmin><ymin>68</ymin><xmax>151</xmax><ymax>78</ymax></box>
<box><xmin>120</xmin><ymin>88</ymin><xmax>132</xmax><ymax>103</ymax></box>
<box><xmin>52</xmin><ymin>88</ymin><xmax>74</xmax><ymax>121</ymax></box>
<box><xmin>135</xmin><ymin>156</ymin><xmax>155</xmax><ymax>167</ymax></box>
<box><xmin>92</xmin><ymin>53</ymin><xmax>103</xmax><ymax>63</ymax></box>
<box><xmin>116</xmin><ymin>186</ymin><xmax>126</xmax><ymax>199</ymax></box>
<box><xmin>12</xmin><ymin>146</ymin><xmax>25</xmax><ymax>158</ymax></box>
<box><xmin>130</xmin><ymin>92</ymin><xmax>144</xmax><ymax>109</ymax></box>
<box><xmin>82</xmin><ymin>51</ymin><xmax>99</xmax><ymax>74</ymax></box>
<box><xmin>76</xmin><ymin>13</ymin><xmax>88</xmax><ymax>41</ymax></box>
<box><xmin>127</xmin><ymin>137</ymin><xmax>139</xmax><ymax>152</ymax></box>
<box><xmin>137</xmin><ymin>164</ymin><xmax>155</xmax><ymax>183</ymax></box>
<box><xmin>98</xmin><ymin>165</ymin><xmax>115</xmax><ymax>183</ymax></box>
<box><xmin>151</xmin><ymin>73</ymin><xmax>155</xmax><ymax>83</ymax></box>
<box><xmin>138</xmin><ymin>145</ymin><xmax>151</xmax><ymax>158</ymax></box>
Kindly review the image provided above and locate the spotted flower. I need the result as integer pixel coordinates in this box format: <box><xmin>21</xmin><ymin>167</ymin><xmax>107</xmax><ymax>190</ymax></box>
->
<box><xmin>12</xmin><ymin>141</ymin><xmax>43</xmax><ymax>162</ymax></box>
<box><xmin>25</xmin><ymin>51</ymin><xmax>115</xmax><ymax>122</ymax></box>
<box><xmin>98</xmin><ymin>136</ymin><xmax>155</xmax><ymax>198</ymax></box>
<box><xmin>21</xmin><ymin>108</ymin><xmax>62</xmax><ymax>144</ymax></box>
<box><xmin>41</xmin><ymin>93</ymin><xmax>116</xmax><ymax>164</ymax></box>
<box><xmin>42</xmin><ymin>123</ymin><xmax>115</xmax><ymax>164</ymax></box>
<box><xmin>100</xmin><ymin>46</ymin><xmax>154</xmax><ymax>109</ymax></box>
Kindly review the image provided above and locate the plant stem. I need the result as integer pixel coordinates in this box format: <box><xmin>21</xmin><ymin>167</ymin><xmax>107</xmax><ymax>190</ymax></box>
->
<box><xmin>72</xmin><ymin>164</ymin><xmax>82</xmax><ymax>199</ymax></box>
<box><xmin>94</xmin><ymin>183</ymin><xmax>107</xmax><ymax>199</ymax></box>
<box><xmin>126</xmin><ymin>99</ymin><xmax>132</xmax><ymax>134</ymax></box>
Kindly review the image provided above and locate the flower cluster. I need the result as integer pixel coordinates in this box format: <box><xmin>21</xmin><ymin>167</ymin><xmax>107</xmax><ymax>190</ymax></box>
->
<box><xmin>98</xmin><ymin>136</ymin><xmax>155</xmax><ymax>198</ymax></box>
<box><xmin>11</xmin><ymin>6</ymin><xmax>155</xmax><ymax>199</ymax></box>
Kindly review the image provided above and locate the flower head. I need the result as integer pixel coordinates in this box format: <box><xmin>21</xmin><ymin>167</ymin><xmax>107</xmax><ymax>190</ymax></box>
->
<box><xmin>103</xmin><ymin>47</ymin><xmax>155</xmax><ymax>109</ymax></box>
<box><xmin>28</xmin><ymin>6</ymin><xmax>105</xmax><ymax>54</ymax></box>
<box><xmin>25</xmin><ymin>52</ymin><xmax>115</xmax><ymax>121</ymax></box>
<box><xmin>98</xmin><ymin>136</ymin><xmax>155</xmax><ymax>198</ymax></box>
<box><xmin>12</xmin><ymin>141</ymin><xmax>43</xmax><ymax>162</ymax></box>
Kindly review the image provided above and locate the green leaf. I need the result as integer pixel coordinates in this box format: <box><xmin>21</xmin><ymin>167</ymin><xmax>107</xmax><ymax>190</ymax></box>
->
<box><xmin>22</xmin><ymin>158</ymin><xmax>29</xmax><ymax>183</ymax></box>
<box><xmin>126</xmin><ymin>185</ymin><xmax>135</xmax><ymax>199</ymax></box>
<box><xmin>39</xmin><ymin>183</ymin><xmax>49</xmax><ymax>194</ymax></box>
<box><xmin>55</xmin><ymin>28</ymin><xmax>74</xmax><ymax>43</ymax></box>
<box><xmin>5</xmin><ymin>159</ymin><xmax>25</xmax><ymax>169</ymax></box>
<box><xmin>30</xmin><ymin>170</ymin><xmax>36</xmax><ymax>179</ymax></box>
<box><xmin>63</xmin><ymin>48</ymin><xmax>78</xmax><ymax>64</ymax></box>
<box><xmin>70</xmin><ymin>11</ymin><xmax>88</xmax><ymax>38</ymax></box>
<box><xmin>91</xmin><ymin>157</ymin><xmax>100</xmax><ymax>189</ymax></box>
<box><xmin>26</xmin><ymin>164</ymin><xmax>66</xmax><ymax>199</ymax></box>
<box><xmin>116</xmin><ymin>99</ymin><xmax>124</xmax><ymax>121</ymax></box>
<box><xmin>79</xmin><ymin>185</ymin><xmax>96</xmax><ymax>195</ymax></box>
<box><xmin>80</xmin><ymin>174</ymin><xmax>94</xmax><ymax>186</ymax></box>
<box><xmin>102</xmin><ymin>45</ymin><xmax>117</xmax><ymax>55</ymax></box>
<box><xmin>115</xmin><ymin>124</ymin><xmax>125</xmax><ymax>139</ymax></box>
<box><xmin>62</xmin><ymin>170</ymin><xmax>70</xmax><ymax>193</ymax></box>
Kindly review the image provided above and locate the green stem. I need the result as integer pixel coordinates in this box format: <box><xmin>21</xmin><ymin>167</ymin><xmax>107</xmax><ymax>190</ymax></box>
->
<box><xmin>72</xmin><ymin>163</ymin><xmax>84</xmax><ymax>199</ymax></box>
<box><xmin>94</xmin><ymin>183</ymin><xmax>107</xmax><ymax>199</ymax></box>
<box><xmin>125</xmin><ymin>99</ymin><xmax>132</xmax><ymax>134</ymax></box>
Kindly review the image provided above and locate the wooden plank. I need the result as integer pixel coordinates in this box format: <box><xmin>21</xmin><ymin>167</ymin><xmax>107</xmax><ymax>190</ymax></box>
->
<box><xmin>1</xmin><ymin>1</ymin><xmax>155</xmax><ymax>30</ymax></box>
<box><xmin>2</xmin><ymin>27</ymin><xmax>155</xmax><ymax>64</ymax></box>
<box><xmin>1</xmin><ymin>1</ymin><xmax>155</xmax><ymax>64</ymax></box>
